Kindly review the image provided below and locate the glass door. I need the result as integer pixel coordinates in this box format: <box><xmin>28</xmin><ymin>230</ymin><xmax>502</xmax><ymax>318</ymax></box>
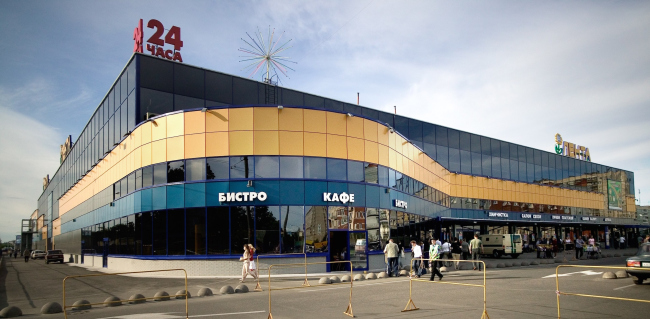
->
<box><xmin>348</xmin><ymin>231</ymin><xmax>367</xmax><ymax>271</ymax></box>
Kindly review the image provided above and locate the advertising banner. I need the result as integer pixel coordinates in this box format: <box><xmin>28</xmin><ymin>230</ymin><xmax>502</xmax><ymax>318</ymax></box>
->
<box><xmin>607</xmin><ymin>180</ymin><xmax>623</xmax><ymax>211</ymax></box>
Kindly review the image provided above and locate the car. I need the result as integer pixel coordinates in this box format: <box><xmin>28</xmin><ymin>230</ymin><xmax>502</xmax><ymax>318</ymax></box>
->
<box><xmin>45</xmin><ymin>250</ymin><xmax>64</xmax><ymax>264</ymax></box>
<box><xmin>625</xmin><ymin>243</ymin><xmax>650</xmax><ymax>285</ymax></box>
<box><xmin>30</xmin><ymin>250</ymin><xmax>46</xmax><ymax>259</ymax></box>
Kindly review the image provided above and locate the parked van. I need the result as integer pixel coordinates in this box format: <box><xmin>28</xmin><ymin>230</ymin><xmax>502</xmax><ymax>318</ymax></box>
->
<box><xmin>480</xmin><ymin>234</ymin><xmax>522</xmax><ymax>258</ymax></box>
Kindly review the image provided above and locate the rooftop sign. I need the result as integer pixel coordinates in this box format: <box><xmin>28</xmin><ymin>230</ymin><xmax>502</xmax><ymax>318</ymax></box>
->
<box><xmin>134</xmin><ymin>19</ymin><xmax>183</xmax><ymax>62</ymax></box>
<box><xmin>555</xmin><ymin>134</ymin><xmax>591</xmax><ymax>161</ymax></box>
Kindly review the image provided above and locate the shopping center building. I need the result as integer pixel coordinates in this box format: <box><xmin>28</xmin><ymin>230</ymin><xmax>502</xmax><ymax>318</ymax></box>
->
<box><xmin>28</xmin><ymin>53</ymin><xmax>642</xmax><ymax>274</ymax></box>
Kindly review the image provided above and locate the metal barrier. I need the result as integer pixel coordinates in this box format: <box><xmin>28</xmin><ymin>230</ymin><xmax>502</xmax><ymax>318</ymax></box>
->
<box><xmin>267</xmin><ymin>260</ymin><xmax>354</xmax><ymax>319</ymax></box>
<box><xmin>62</xmin><ymin>268</ymin><xmax>188</xmax><ymax>319</ymax></box>
<box><xmin>402</xmin><ymin>258</ymin><xmax>489</xmax><ymax>319</ymax></box>
<box><xmin>555</xmin><ymin>265</ymin><xmax>650</xmax><ymax>318</ymax></box>
<box><xmin>254</xmin><ymin>253</ymin><xmax>308</xmax><ymax>291</ymax></box>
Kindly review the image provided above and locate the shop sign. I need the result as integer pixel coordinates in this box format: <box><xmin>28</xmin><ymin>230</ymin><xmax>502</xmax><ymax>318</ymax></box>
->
<box><xmin>133</xmin><ymin>19</ymin><xmax>183</xmax><ymax>62</ymax></box>
<box><xmin>554</xmin><ymin>133</ymin><xmax>591</xmax><ymax>161</ymax></box>
<box><xmin>488</xmin><ymin>212</ymin><xmax>509</xmax><ymax>218</ymax></box>
<box><xmin>581</xmin><ymin>217</ymin><xmax>597</xmax><ymax>221</ymax></box>
<box><xmin>551</xmin><ymin>215</ymin><xmax>575</xmax><ymax>220</ymax></box>
<box><xmin>393</xmin><ymin>199</ymin><xmax>408</xmax><ymax>209</ymax></box>
<box><xmin>218</xmin><ymin>192</ymin><xmax>267</xmax><ymax>203</ymax></box>
<box><xmin>603</xmin><ymin>218</ymin><xmax>612</xmax><ymax>222</ymax></box>
<box><xmin>323</xmin><ymin>192</ymin><xmax>355</xmax><ymax>204</ymax></box>
<box><xmin>521</xmin><ymin>213</ymin><xmax>542</xmax><ymax>219</ymax></box>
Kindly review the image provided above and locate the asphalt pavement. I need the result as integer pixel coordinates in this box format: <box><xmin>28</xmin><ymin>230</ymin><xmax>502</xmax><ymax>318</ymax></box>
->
<box><xmin>1</xmin><ymin>249</ymin><xmax>648</xmax><ymax>318</ymax></box>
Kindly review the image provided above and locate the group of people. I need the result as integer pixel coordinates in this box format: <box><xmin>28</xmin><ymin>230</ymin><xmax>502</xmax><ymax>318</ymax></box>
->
<box><xmin>384</xmin><ymin>234</ymin><xmax>485</xmax><ymax>280</ymax></box>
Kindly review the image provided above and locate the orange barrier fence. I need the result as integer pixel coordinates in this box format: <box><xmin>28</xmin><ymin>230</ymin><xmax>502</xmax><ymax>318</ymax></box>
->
<box><xmin>255</xmin><ymin>253</ymin><xmax>308</xmax><ymax>291</ymax></box>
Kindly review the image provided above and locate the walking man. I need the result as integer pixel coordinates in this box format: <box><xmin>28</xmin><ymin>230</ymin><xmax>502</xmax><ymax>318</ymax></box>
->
<box><xmin>469</xmin><ymin>234</ymin><xmax>483</xmax><ymax>271</ymax></box>
<box><xmin>575</xmin><ymin>236</ymin><xmax>584</xmax><ymax>260</ymax></box>
<box><xmin>451</xmin><ymin>238</ymin><xmax>462</xmax><ymax>270</ymax></box>
<box><xmin>429</xmin><ymin>238</ymin><xmax>443</xmax><ymax>281</ymax></box>
<box><xmin>384</xmin><ymin>238</ymin><xmax>399</xmax><ymax>277</ymax></box>
<box><xmin>441</xmin><ymin>239</ymin><xmax>452</xmax><ymax>267</ymax></box>
<box><xmin>461</xmin><ymin>239</ymin><xmax>470</xmax><ymax>260</ymax></box>
<box><xmin>410</xmin><ymin>240</ymin><xmax>423</xmax><ymax>278</ymax></box>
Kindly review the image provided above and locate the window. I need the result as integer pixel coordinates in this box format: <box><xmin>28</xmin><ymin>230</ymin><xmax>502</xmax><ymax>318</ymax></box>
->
<box><xmin>167</xmin><ymin>209</ymin><xmax>184</xmax><ymax>255</ymax></box>
<box><xmin>230</xmin><ymin>206</ymin><xmax>254</xmax><ymax>254</ymax></box>
<box><xmin>207</xmin><ymin>207</ymin><xmax>229</xmax><ymax>254</ymax></box>
<box><xmin>305</xmin><ymin>206</ymin><xmax>328</xmax><ymax>252</ymax></box>
<box><xmin>135</xmin><ymin>168</ymin><xmax>143</xmax><ymax>190</ymax></box>
<box><xmin>255</xmin><ymin>206</ymin><xmax>280</xmax><ymax>254</ymax></box>
<box><xmin>281</xmin><ymin>206</ymin><xmax>304</xmax><ymax>253</ymax></box>
<box><xmin>186</xmin><ymin>158</ymin><xmax>205</xmax><ymax>181</ymax></box>
<box><xmin>347</xmin><ymin>160</ymin><xmax>364</xmax><ymax>182</ymax></box>
<box><xmin>254</xmin><ymin>156</ymin><xmax>279</xmax><ymax>178</ymax></box>
<box><xmin>327</xmin><ymin>158</ymin><xmax>346</xmax><ymax>181</ymax></box>
<box><xmin>280</xmin><ymin>157</ymin><xmax>303</xmax><ymax>179</ymax></box>
<box><xmin>206</xmin><ymin>157</ymin><xmax>229</xmax><ymax>180</ymax></box>
<box><xmin>127</xmin><ymin>172</ymin><xmax>135</xmax><ymax>194</ymax></box>
<box><xmin>230</xmin><ymin>156</ymin><xmax>254</xmax><ymax>179</ymax></box>
<box><xmin>153</xmin><ymin>163</ymin><xmax>167</xmax><ymax>185</ymax></box>
<box><xmin>378</xmin><ymin>165</ymin><xmax>388</xmax><ymax>186</ymax></box>
<box><xmin>167</xmin><ymin>160</ymin><xmax>185</xmax><ymax>183</ymax></box>
<box><xmin>364</xmin><ymin>163</ymin><xmax>378</xmax><ymax>184</ymax></box>
<box><xmin>142</xmin><ymin>166</ymin><xmax>153</xmax><ymax>188</ymax></box>
<box><xmin>304</xmin><ymin>157</ymin><xmax>326</xmax><ymax>179</ymax></box>
<box><xmin>328</xmin><ymin>206</ymin><xmax>348</xmax><ymax>229</ymax></box>
<box><xmin>152</xmin><ymin>210</ymin><xmax>167</xmax><ymax>255</ymax></box>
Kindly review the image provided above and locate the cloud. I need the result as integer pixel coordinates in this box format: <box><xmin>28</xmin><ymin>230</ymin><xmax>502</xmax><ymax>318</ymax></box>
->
<box><xmin>0</xmin><ymin>105</ymin><xmax>61</xmax><ymax>242</ymax></box>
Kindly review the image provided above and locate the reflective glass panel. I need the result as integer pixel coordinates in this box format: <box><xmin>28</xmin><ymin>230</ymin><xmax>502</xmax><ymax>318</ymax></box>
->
<box><xmin>304</xmin><ymin>157</ymin><xmax>326</xmax><ymax>179</ymax></box>
<box><xmin>254</xmin><ymin>156</ymin><xmax>279</xmax><ymax>178</ymax></box>
<box><xmin>186</xmin><ymin>158</ymin><xmax>205</xmax><ymax>181</ymax></box>
<box><xmin>281</xmin><ymin>206</ymin><xmax>304</xmax><ymax>253</ymax></box>
<box><xmin>167</xmin><ymin>160</ymin><xmax>185</xmax><ymax>183</ymax></box>
<box><xmin>347</xmin><ymin>160</ymin><xmax>364</xmax><ymax>182</ymax></box>
<box><xmin>255</xmin><ymin>206</ymin><xmax>280</xmax><ymax>254</ymax></box>
<box><xmin>280</xmin><ymin>157</ymin><xmax>303</xmax><ymax>179</ymax></box>
<box><xmin>230</xmin><ymin>156</ymin><xmax>254</xmax><ymax>179</ymax></box>
<box><xmin>327</xmin><ymin>158</ymin><xmax>347</xmax><ymax>181</ymax></box>
<box><xmin>206</xmin><ymin>157</ymin><xmax>229</xmax><ymax>179</ymax></box>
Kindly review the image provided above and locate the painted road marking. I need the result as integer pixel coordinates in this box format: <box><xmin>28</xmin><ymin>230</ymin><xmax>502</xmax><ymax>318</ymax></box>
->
<box><xmin>97</xmin><ymin>311</ymin><xmax>266</xmax><ymax>319</ymax></box>
<box><xmin>613</xmin><ymin>284</ymin><xmax>636</xmax><ymax>290</ymax></box>
<box><xmin>542</xmin><ymin>270</ymin><xmax>603</xmax><ymax>278</ymax></box>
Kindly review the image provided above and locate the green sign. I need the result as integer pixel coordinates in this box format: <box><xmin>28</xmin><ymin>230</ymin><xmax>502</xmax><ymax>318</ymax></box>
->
<box><xmin>607</xmin><ymin>180</ymin><xmax>622</xmax><ymax>211</ymax></box>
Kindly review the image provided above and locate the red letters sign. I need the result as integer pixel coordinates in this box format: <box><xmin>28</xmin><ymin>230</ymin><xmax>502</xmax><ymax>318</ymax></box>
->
<box><xmin>133</xmin><ymin>19</ymin><xmax>183</xmax><ymax>62</ymax></box>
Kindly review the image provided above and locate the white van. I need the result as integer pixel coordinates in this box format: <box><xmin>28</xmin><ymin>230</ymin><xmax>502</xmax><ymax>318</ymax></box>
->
<box><xmin>479</xmin><ymin>234</ymin><xmax>522</xmax><ymax>258</ymax></box>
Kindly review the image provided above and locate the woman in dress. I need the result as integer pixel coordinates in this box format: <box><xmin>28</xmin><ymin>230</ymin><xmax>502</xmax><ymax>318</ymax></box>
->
<box><xmin>240</xmin><ymin>244</ymin><xmax>258</xmax><ymax>282</ymax></box>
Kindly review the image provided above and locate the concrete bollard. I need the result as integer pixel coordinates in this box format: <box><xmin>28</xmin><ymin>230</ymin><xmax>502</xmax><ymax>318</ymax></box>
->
<box><xmin>154</xmin><ymin>291</ymin><xmax>170</xmax><ymax>301</ymax></box>
<box><xmin>104</xmin><ymin>296</ymin><xmax>122</xmax><ymax>307</ymax></box>
<box><xmin>440</xmin><ymin>266</ymin><xmax>448</xmax><ymax>272</ymax></box>
<box><xmin>505</xmin><ymin>262</ymin><xmax>513</xmax><ymax>267</ymax></box>
<box><xmin>72</xmin><ymin>300</ymin><xmax>91</xmax><ymax>310</ymax></box>
<box><xmin>399</xmin><ymin>270</ymin><xmax>409</xmax><ymax>277</ymax></box>
<box><xmin>615</xmin><ymin>271</ymin><xmax>629</xmax><ymax>278</ymax></box>
<box><xmin>353</xmin><ymin>274</ymin><xmax>365</xmax><ymax>281</ymax></box>
<box><xmin>129</xmin><ymin>294</ymin><xmax>146</xmax><ymax>304</ymax></box>
<box><xmin>330</xmin><ymin>276</ymin><xmax>341</xmax><ymax>283</ymax></box>
<box><xmin>530</xmin><ymin>261</ymin><xmax>539</xmax><ymax>265</ymax></box>
<box><xmin>341</xmin><ymin>275</ymin><xmax>352</xmax><ymax>282</ymax></box>
<box><xmin>40</xmin><ymin>302</ymin><xmax>63</xmax><ymax>314</ymax></box>
<box><xmin>497</xmin><ymin>263</ymin><xmax>505</xmax><ymax>268</ymax></box>
<box><xmin>235</xmin><ymin>285</ymin><xmax>249</xmax><ymax>293</ymax></box>
<box><xmin>319</xmin><ymin>277</ymin><xmax>332</xmax><ymax>284</ymax></box>
<box><xmin>220</xmin><ymin>286</ymin><xmax>235</xmax><ymax>294</ymax></box>
<box><xmin>0</xmin><ymin>306</ymin><xmax>23</xmax><ymax>317</ymax></box>
<box><xmin>175</xmin><ymin>290</ymin><xmax>191</xmax><ymax>299</ymax></box>
<box><xmin>365</xmin><ymin>273</ymin><xmax>377</xmax><ymax>280</ymax></box>
<box><xmin>602</xmin><ymin>272</ymin><xmax>617</xmax><ymax>279</ymax></box>
<box><xmin>377</xmin><ymin>272</ymin><xmax>388</xmax><ymax>279</ymax></box>
<box><xmin>198</xmin><ymin>288</ymin><xmax>213</xmax><ymax>297</ymax></box>
<box><xmin>521</xmin><ymin>261</ymin><xmax>530</xmax><ymax>266</ymax></box>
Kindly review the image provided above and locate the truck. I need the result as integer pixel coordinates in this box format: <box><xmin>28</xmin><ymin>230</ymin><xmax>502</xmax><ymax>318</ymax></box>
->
<box><xmin>479</xmin><ymin>234</ymin><xmax>522</xmax><ymax>258</ymax></box>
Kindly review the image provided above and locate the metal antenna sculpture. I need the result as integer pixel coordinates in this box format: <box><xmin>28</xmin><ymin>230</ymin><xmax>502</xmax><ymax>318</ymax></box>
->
<box><xmin>239</xmin><ymin>26</ymin><xmax>296</xmax><ymax>84</ymax></box>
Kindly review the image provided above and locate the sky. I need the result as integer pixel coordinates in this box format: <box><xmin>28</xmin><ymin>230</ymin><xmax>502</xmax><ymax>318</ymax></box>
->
<box><xmin>1</xmin><ymin>1</ymin><xmax>649</xmax><ymax>243</ymax></box>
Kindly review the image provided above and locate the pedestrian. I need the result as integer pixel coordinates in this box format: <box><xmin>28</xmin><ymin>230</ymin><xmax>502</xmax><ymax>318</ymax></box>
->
<box><xmin>239</xmin><ymin>244</ymin><xmax>257</xmax><ymax>282</ymax></box>
<box><xmin>645</xmin><ymin>235</ymin><xmax>650</xmax><ymax>243</ymax></box>
<box><xmin>619</xmin><ymin>236</ymin><xmax>626</xmax><ymax>250</ymax></box>
<box><xmin>428</xmin><ymin>238</ymin><xmax>443</xmax><ymax>281</ymax></box>
<box><xmin>469</xmin><ymin>234</ymin><xmax>483</xmax><ymax>271</ymax></box>
<box><xmin>13</xmin><ymin>250</ymin><xmax>17</xmax><ymax>259</ymax></box>
<box><xmin>461</xmin><ymin>239</ymin><xmax>470</xmax><ymax>261</ymax></box>
<box><xmin>441</xmin><ymin>239</ymin><xmax>452</xmax><ymax>267</ymax></box>
<box><xmin>575</xmin><ymin>236</ymin><xmax>585</xmax><ymax>259</ymax></box>
<box><xmin>384</xmin><ymin>239</ymin><xmax>399</xmax><ymax>277</ymax></box>
<box><xmin>398</xmin><ymin>241</ymin><xmax>405</xmax><ymax>269</ymax></box>
<box><xmin>23</xmin><ymin>249</ymin><xmax>30</xmax><ymax>263</ymax></box>
<box><xmin>551</xmin><ymin>236</ymin><xmax>558</xmax><ymax>258</ymax></box>
<box><xmin>588</xmin><ymin>236</ymin><xmax>595</xmax><ymax>246</ymax></box>
<box><xmin>410</xmin><ymin>240</ymin><xmax>423</xmax><ymax>278</ymax></box>
<box><xmin>451</xmin><ymin>238</ymin><xmax>462</xmax><ymax>270</ymax></box>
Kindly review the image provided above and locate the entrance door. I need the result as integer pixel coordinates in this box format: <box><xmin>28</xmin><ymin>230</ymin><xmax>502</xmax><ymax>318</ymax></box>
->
<box><xmin>329</xmin><ymin>231</ymin><xmax>349</xmax><ymax>272</ymax></box>
<box><xmin>102</xmin><ymin>238</ymin><xmax>109</xmax><ymax>268</ymax></box>
<box><xmin>349</xmin><ymin>231</ymin><xmax>368</xmax><ymax>271</ymax></box>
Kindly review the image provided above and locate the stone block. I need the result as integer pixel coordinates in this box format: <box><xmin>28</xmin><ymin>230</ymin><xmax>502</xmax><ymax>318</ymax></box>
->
<box><xmin>198</xmin><ymin>288</ymin><xmax>213</xmax><ymax>297</ymax></box>
<box><xmin>341</xmin><ymin>275</ymin><xmax>351</xmax><ymax>282</ymax></box>
<box><xmin>175</xmin><ymin>290</ymin><xmax>191</xmax><ymax>299</ymax></box>
<box><xmin>330</xmin><ymin>276</ymin><xmax>341</xmax><ymax>283</ymax></box>
<box><xmin>376</xmin><ymin>272</ymin><xmax>388</xmax><ymax>279</ymax></box>
<box><xmin>0</xmin><ymin>306</ymin><xmax>23</xmax><ymax>317</ymax></box>
<box><xmin>220</xmin><ymin>286</ymin><xmax>235</xmax><ymax>294</ymax></box>
<box><xmin>319</xmin><ymin>277</ymin><xmax>332</xmax><ymax>284</ymax></box>
<box><xmin>235</xmin><ymin>285</ymin><xmax>249</xmax><ymax>293</ymax></box>
<box><xmin>72</xmin><ymin>300</ymin><xmax>91</xmax><ymax>310</ymax></box>
<box><xmin>40</xmin><ymin>302</ymin><xmax>63</xmax><ymax>314</ymax></box>
<box><xmin>615</xmin><ymin>271</ymin><xmax>628</xmax><ymax>278</ymax></box>
<box><xmin>353</xmin><ymin>274</ymin><xmax>365</xmax><ymax>281</ymax></box>
<box><xmin>154</xmin><ymin>291</ymin><xmax>170</xmax><ymax>301</ymax></box>
<box><xmin>129</xmin><ymin>294</ymin><xmax>146</xmax><ymax>304</ymax></box>
<box><xmin>104</xmin><ymin>296</ymin><xmax>122</xmax><ymax>307</ymax></box>
<box><xmin>365</xmin><ymin>273</ymin><xmax>377</xmax><ymax>280</ymax></box>
<box><xmin>602</xmin><ymin>272</ymin><xmax>617</xmax><ymax>279</ymax></box>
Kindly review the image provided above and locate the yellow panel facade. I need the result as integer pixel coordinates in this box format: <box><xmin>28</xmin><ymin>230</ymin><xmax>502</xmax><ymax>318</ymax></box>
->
<box><xmin>326</xmin><ymin>112</ymin><xmax>347</xmax><ymax>135</ymax></box>
<box><xmin>205</xmin><ymin>109</ymin><xmax>229</xmax><ymax>132</ymax></box>
<box><xmin>388</xmin><ymin>149</ymin><xmax>397</xmax><ymax>170</ymax></box>
<box><xmin>185</xmin><ymin>133</ymin><xmax>206</xmax><ymax>159</ymax></box>
<box><xmin>304</xmin><ymin>109</ymin><xmax>326</xmax><ymax>133</ymax></box>
<box><xmin>254</xmin><ymin>107</ymin><xmax>279</xmax><ymax>130</ymax></box>
<box><xmin>279</xmin><ymin>131</ymin><xmax>304</xmax><ymax>156</ymax></box>
<box><xmin>364</xmin><ymin>140</ymin><xmax>379</xmax><ymax>164</ymax></box>
<box><xmin>229</xmin><ymin>131</ymin><xmax>254</xmax><ymax>155</ymax></box>
<box><xmin>363</xmin><ymin>119</ymin><xmax>378</xmax><ymax>142</ymax></box>
<box><xmin>151</xmin><ymin>139</ymin><xmax>166</xmax><ymax>164</ymax></box>
<box><xmin>185</xmin><ymin>111</ymin><xmax>205</xmax><ymax>135</ymax></box>
<box><xmin>229</xmin><ymin>108</ymin><xmax>253</xmax><ymax>131</ymax></box>
<box><xmin>327</xmin><ymin>134</ymin><xmax>347</xmax><ymax>159</ymax></box>
<box><xmin>206</xmin><ymin>132</ymin><xmax>229</xmax><ymax>157</ymax></box>
<box><xmin>378</xmin><ymin>144</ymin><xmax>389</xmax><ymax>166</ymax></box>
<box><xmin>304</xmin><ymin>132</ymin><xmax>326</xmax><ymax>157</ymax></box>
<box><xmin>279</xmin><ymin>108</ymin><xmax>303</xmax><ymax>132</ymax></box>
<box><xmin>167</xmin><ymin>136</ymin><xmax>184</xmax><ymax>161</ymax></box>
<box><xmin>254</xmin><ymin>131</ymin><xmax>279</xmax><ymax>155</ymax></box>
<box><xmin>166</xmin><ymin>113</ymin><xmax>184</xmax><ymax>137</ymax></box>
<box><xmin>346</xmin><ymin>116</ymin><xmax>364</xmax><ymax>139</ymax></box>
<box><xmin>151</xmin><ymin>116</ymin><xmax>167</xmax><ymax>141</ymax></box>
<box><xmin>377</xmin><ymin>125</ymin><xmax>390</xmax><ymax>146</ymax></box>
<box><xmin>347</xmin><ymin>137</ymin><xmax>364</xmax><ymax>161</ymax></box>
